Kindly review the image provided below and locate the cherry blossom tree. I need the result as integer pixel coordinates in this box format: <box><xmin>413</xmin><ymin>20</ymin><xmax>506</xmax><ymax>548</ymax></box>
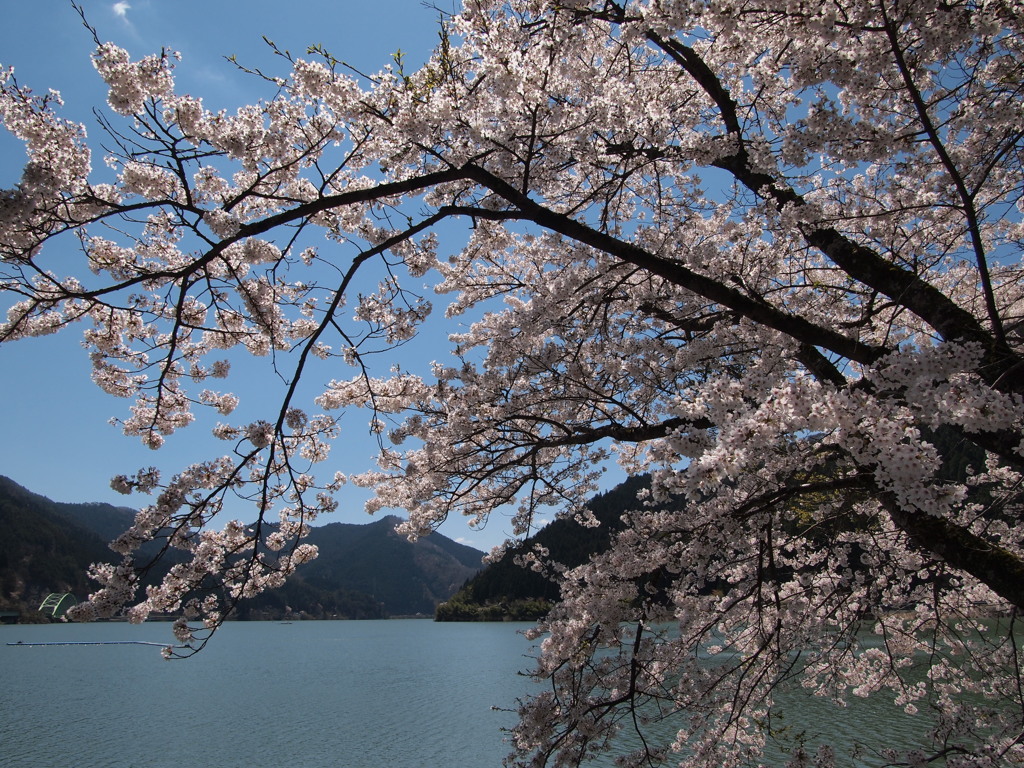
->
<box><xmin>2</xmin><ymin>0</ymin><xmax>1023</xmax><ymax>764</ymax></box>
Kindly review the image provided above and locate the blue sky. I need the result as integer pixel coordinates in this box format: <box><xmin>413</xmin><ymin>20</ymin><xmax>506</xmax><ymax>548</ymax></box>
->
<box><xmin>0</xmin><ymin>0</ymin><xmax>547</xmax><ymax>553</ymax></box>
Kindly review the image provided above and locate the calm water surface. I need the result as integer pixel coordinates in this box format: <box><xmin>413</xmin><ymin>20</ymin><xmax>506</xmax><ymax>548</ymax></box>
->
<box><xmin>1</xmin><ymin>620</ymin><xmax>538</xmax><ymax>768</ymax></box>
<box><xmin>1</xmin><ymin>620</ymin><xmax>931</xmax><ymax>767</ymax></box>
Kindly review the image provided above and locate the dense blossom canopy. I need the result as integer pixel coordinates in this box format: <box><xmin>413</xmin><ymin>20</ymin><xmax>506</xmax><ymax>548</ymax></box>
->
<box><xmin>2</xmin><ymin>0</ymin><xmax>1023</xmax><ymax>765</ymax></box>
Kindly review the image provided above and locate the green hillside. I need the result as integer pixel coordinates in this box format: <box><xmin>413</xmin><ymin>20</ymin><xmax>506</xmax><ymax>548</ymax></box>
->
<box><xmin>0</xmin><ymin>475</ymin><xmax>483</xmax><ymax>621</ymax></box>
<box><xmin>436</xmin><ymin>475</ymin><xmax>653</xmax><ymax>621</ymax></box>
<box><xmin>0</xmin><ymin>475</ymin><xmax>116</xmax><ymax>618</ymax></box>
<box><xmin>296</xmin><ymin>516</ymin><xmax>483</xmax><ymax>616</ymax></box>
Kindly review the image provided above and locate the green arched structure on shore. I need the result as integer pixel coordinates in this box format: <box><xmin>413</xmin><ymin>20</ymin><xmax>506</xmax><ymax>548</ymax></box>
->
<box><xmin>38</xmin><ymin>593</ymin><xmax>77</xmax><ymax>618</ymax></box>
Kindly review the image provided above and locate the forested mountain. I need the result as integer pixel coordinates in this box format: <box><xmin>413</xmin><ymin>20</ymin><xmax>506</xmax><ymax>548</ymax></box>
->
<box><xmin>299</xmin><ymin>516</ymin><xmax>484</xmax><ymax>616</ymax></box>
<box><xmin>0</xmin><ymin>475</ymin><xmax>119</xmax><ymax>614</ymax></box>
<box><xmin>437</xmin><ymin>475</ymin><xmax>654</xmax><ymax>621</ymax></box>
<box><xmin>0</xmin><ymin>476</ymin><xmax>483</xmax><ymax>620</ymax></box>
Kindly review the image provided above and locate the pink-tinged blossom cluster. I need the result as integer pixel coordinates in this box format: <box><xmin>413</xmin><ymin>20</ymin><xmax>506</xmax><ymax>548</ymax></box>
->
<box><xmin>2</xmin><ymin>0</ymin><xmax>1024</xmax><ymax>764</ymax></box>
<box><xmin>92</xmin><ymin>43</ymin><xmax>176</xmax><ymax>116</ymax></box>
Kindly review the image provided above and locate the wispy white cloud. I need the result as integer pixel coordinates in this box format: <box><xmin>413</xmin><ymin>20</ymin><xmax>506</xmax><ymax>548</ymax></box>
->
<box><xmin>112</xmin><ymin>2</ymin><xmax>131</xmax><ymax>19</ymax></box>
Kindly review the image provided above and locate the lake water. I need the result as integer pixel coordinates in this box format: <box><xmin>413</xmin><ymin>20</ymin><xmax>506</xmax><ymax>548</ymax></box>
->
<box><xmin>0</xmin><ymin>620</ymin><xmax>930</xmax><ymax>767</ymax></box>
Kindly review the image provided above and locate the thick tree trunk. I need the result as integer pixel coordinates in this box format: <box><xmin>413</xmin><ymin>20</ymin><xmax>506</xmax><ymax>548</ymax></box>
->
<box><xmin>884</xmin><ymin>496</ymin><xmax>1024</xmax><ymax>611</ymax></box>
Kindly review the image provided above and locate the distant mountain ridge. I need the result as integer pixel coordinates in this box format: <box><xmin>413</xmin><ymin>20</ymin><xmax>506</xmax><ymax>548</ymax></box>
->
<box><xmin>0</xmin><ymin>475</ymin><xmax>484</xmax><ymax>620</ymax></box>
<box><xmin>300</xmin><ymin>515</ymin><xmax>485</xmax><ymax>616</ymax></box>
